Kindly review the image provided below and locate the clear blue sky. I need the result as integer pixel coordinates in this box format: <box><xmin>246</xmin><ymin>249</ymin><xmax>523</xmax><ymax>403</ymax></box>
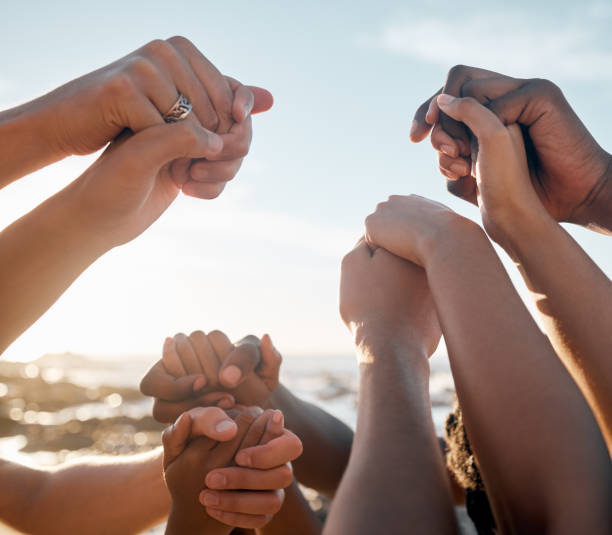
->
<box><xmin>1</xmin><ymin>0</ymin><xmax>610</xmax><ymax>360</ymax></box>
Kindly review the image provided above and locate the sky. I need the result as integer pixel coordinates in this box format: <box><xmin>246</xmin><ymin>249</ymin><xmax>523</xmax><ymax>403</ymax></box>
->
<box><xmin>0</xmin><ymin>0</ymin><xmax>611</xmax><ymax>362</ymax></box>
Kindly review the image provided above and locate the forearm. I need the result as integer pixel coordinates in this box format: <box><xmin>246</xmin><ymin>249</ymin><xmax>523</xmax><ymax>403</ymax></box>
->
<box><xmin>0</xmin><ymin>99</ymin><xmax>64</xmax><ymax>188</ymax></box>
<box><xmin>426</xmin><ymin>223</ymin><xmax>612</xmax><ymax>532</ymax></box>
<box><xmin>578</xmin><ymin>151</ymin><xmax>612</xmax><ymax>234</ymax></box>
<box><xmin>257</xmin><ymin>480</ymin><xmax>322</xmax><ymax>535</ymax></box>
<box><xmin>266</xmin><ymin>384</ymin><xmax>353</xmax><ymax>496</ymax></box>
<box><xmin>0</xmin><ymin>184</ymin><xmax>105</xmax><ymax>353</ymax></box>
<box><xmin>323</xmin><ymin>339</ymin><xmax>456</xmax><ymax>535</ymax></box>
<box><xmin>2</xmin><ymin>450</ymin><xmax>169</xmax><ymax>535</ymax></box>
<box><xmin>509</xmin><ymin>211</ymin><xmax>612</xmax><ymax>450</ymax></box>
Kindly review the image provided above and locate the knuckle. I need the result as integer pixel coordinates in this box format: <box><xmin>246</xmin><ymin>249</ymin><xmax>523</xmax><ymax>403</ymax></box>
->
<box><xmin>105</xmin><ymin>73</ymin><xmax>137</xmax><ymax>100</ymax></box>
<box><xmin>278</xmin><ymin>465</ymin><xmax>293</xmax><ymax>488</ymax></box>
<box><xmin>166</xmin><ymin>35</ymin><xmax>193</xmax><ymax>49</ymax></box>
<box><xmin>189</xmin><ymin>329</ymin><xmax>207</xmax><ymax>340</ymax></box>
<box><xmin>531</xmin><ymin>78</ymin><xmax>563</xmax><ymax>100</ymax></box>
<box><xmin>143</xmin><ymin>38</ymin><xmax>173</xmax><ymax>58</ymax></box>
<box><xmin>447</xmin><ymin>64</ymin><xmax>469</xmax><ymax>82</ymax></box>
<box><xmin>129</xmin><ymin>56</ymin><xmax>158</xmax><ymax>80</ymax></box>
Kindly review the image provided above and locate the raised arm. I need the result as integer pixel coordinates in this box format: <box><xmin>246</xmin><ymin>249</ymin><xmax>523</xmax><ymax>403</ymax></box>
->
<box><xmin>324</xmin><ymin>240</ymin><xmax>456</xmax><ymax>535</ymax></box>
<box><xmin>365</xmin><ymin>195</ymin><xmax>612</xmax><ymax>533</ymax></box>
<box><xmin>0</xmin><ymin>450</ymin><xmax>168</xmax><ymax>535</ymax></box>
<box><xmin>435</xmin><ymin>94</ymin><xmax>612</xmax><ymax>452</ymax></box>
<box><xmin>0</xmin><ymin>37</ymin><xmax>272</xmax><ymax>190</ymax></box>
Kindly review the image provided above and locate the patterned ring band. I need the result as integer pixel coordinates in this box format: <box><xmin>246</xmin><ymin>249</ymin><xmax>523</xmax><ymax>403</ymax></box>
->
<box><xmin>162</xmin><ymin>94</ymin><xmax>193</xmax><ymax>123</ymax></box>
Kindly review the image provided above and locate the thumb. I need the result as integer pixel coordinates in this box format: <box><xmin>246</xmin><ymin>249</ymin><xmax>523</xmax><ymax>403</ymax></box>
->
<box><xmin>162</xmin><ymin>412</ymin><xmax>192</xmax><ymax>468</ymax></box>
<box><xmin>436</xmin><ymin>94</ymin><xmax>505</xmax><ymax>142</ymax></box>
<box><xmin>219</xmin><ymin>337</ymin><xmax>261</xmax><ymax>389</ymax></box>
<box><xmin>259</xmin><ymin>334</ymin><xmax>282</xmax><ymax>381</ymax></box>
<box><xmin>121</xmin><ymin>121</ymin><xmax>224</xmax><ymax>172</ymax></box>
<box><xmin>187</xmin><ymin>406</ymin><xmax>238</xmax><ymax>441</ymax></box>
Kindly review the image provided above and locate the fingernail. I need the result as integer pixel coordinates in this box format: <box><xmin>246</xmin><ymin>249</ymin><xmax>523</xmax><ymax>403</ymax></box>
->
<box><xmin>235</xmin><ymin>451</ymin><xmax>250</xmax><ymax>467</ymax></box>
<box><xmin>244</xmin><ymin>100</ymin><xmax>253</xmax><ymax>119</ymax></box>
<box><xmin>437</xmin><ymin>94</ymin><xmax>455</xmax><ymax>108</ymax></box>
<box><xmin>450</xmin><ymin>163</ymin><xmax>468</xmax><ymax>176</ymax></box>
<box><xmin>200</xmin><ymin>491</ymin><xmax>219</xmax><ymax>506</ymax></box>
<box><xmin>215</xmin><ymin>420</ymin><xmax>237</xmax><ymax>433</ymax></box>
<box><xmin>221</xmin><ymin>365</ymin><xmax>241</xmax><ymax>387</ymax></box>
<box><xmin>164</xmin><ymin>337</ymin><xmax>173</xmax><ymax>346</ymax></box>
<box><xmin>208</xmin><ymin>473</ymin><xmax>227</xmax><ymax>488</ymax></box>
<box><xmin>409</xmin><ymin>120</ymin><xmax>418</xmax><ymax>137</ymax></box>
<box><xmin>192</xmin><ymin>376</ymin><xmax>207</xmax><ymax>392</ymax></box>
<box><xmin>440</xmin><ymin>144</ymin><xmax>456</xmax><ymax>157</ymax></box>
<box><xmin>273</xmin><ymin>410</ymin><xmax>283</xmax><ymax>425</ymax></box>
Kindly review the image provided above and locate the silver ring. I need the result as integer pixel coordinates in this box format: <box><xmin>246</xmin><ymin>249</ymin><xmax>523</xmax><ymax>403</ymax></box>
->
<box><xmin>163</xmin><ymin>94</ymin><xmax>192</xmax><ymax>123</ymax></box>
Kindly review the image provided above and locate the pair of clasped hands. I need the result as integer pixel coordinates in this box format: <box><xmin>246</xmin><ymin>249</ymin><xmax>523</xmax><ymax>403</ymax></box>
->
<box><xmin>140</xmin><ymin>330</ymin><xmax>302</xmax><ymax>534</ymax></box>
<box><xmin>341</xmin><ymin>65</ymin><xmax>610</xmax><ymax>373</ymax></box>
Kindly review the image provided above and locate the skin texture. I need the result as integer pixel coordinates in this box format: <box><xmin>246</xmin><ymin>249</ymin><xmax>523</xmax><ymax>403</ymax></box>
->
<box><xmin>324</xmin><ymin>240</ymin><xmax>457</xmax><ymax>535</ymax></box>
<box><xmin>141</xmin><ymin>330</ymin><xmax>322</xmax><ymax>534</ymax></box>
<box><xmin>0</xmin><ymin>37</ymin><xmax>274</xmax><ymax>193</ymax></box>
<box><xmin>141</xmin><ymin>330</ymin><xmax>353</xmax><ymax>498</ymax></box>
<box><xmin>365</xmin><ymin>195</ymin><xmax>612</xmax><ymax>533</ymax></box>
<box><xmin>164</xmin><ymin>407</ymin><xmax>288</xmax><ymax>534</ymax></box>
<box><xmin>411</xmin><ymin>65</ymin><xmax>612</xmax><ymax>233</ymax></box>
<box><xmin>0</xmin><ymin>42</ymin><xmax>273</xmax><ymax>355</ymax></box>
<box><xmin>433</xmin><ymin>94</ymin><xmax>612</xmax><ymax>455</ymax></box>
<box><xmin>0</xmin><ymin>450</ymin><xmax>169</xmax><ymax>535</ymax></box>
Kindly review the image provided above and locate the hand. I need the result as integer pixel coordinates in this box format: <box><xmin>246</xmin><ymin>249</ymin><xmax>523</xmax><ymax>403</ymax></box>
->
<box><xmin>434</xmin><ymin>94</ymin><xmax>548</xmax><ymax>252</ymax></box>
<box><xmin>364</xmin><ymin>194</ymin><xmax>477</xmax><ymax>268</ymax></box>
<box><xmin>163</xmin><ymin>406</ymin><xmax>297</xmax><ymax>532</ymax></box>
<box><xmin>61</xmin><ymin>120</ymin><xmax>224</xmax><ymax>250</ymax></box>
<box><xmin>140</xmin><ymin>330</ymin><xmax>282</xmax><ymax>422</ymax></box>
<box><xmin>339</xmin><ymin>237</ymin><xmax>441</xmax><ymax>358</ymax></box>
<box><xmin>411</xmin><ymin>66</ymin><xmax>612</xmax><ymax>228</ymax></box>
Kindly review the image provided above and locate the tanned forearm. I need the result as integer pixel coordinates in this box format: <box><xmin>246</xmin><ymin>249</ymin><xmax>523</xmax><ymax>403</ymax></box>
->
<box><xmin>506</xmin><ymin>210</ymin><xmax>612</xmax><ymax>452</ymax></box>
<box><xmin>266</xmin><ymin>384</ymin><xmax>353</xmax><ymax>497</ymax></box>
<box><xmin>0</xmin><ymin>184</ymin><xmax>105</xmax><ymax>354</ymax></box>
<box><xmin>323</xmin><ymin>339</ymin><xmax>456</xmax><ymax>535</ymax></box>
<box><xmin>0</xmin><ymin>450</ymin><xmax>169</xmax><ymax>534</ymax></box>
<box><xmin>425</xmin><ymin>222</ymin><xmax>612</xmax><ymax>533</ymax></box>
<box><xmin>0</xmin><ymin>101</ymin><xmax>65</xmax><ymax>189</ymax></box>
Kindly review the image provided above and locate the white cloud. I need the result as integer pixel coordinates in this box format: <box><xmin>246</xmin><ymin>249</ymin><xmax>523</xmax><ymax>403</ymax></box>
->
<box><xmin>378</xmin><ymin>11</ymin><xmax>612</xmax><ymax>81</ymax></box>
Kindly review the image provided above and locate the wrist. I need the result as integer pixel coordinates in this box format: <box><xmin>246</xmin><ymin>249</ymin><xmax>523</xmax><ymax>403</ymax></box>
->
<box><xmin>0</xmin><ymin>99</ymin><xmax>66</xmax><ymax>186</ymax></box>
<box><xmin>423</xmin><ymin>216</ymin><xmax>488</xmax><ymax>268</ymax></box>
<box><xmin>573</xmin><ymin>151</ymin><xmax>612</xmax><ymax>234</ymax></box>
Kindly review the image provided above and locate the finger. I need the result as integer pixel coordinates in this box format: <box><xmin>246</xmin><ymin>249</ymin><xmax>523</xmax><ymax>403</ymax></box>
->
<box><xmin>140</xmin><ymin>360</ymin><xmax>203</xmax><ymax>401</ymax></box>
<box><xmin>206</xmin><ymin>115</ymin><xmax>252</xmax><ymax>162</ymax></box>
<box><xmin>205</xmin><ymin>508</ymin><xmax>272</xmax><ymax>530</ymax></box>
<box><xmin>207</xmin><ymin>330</ymin><xmax>235</xmax><ymax>362</ymax></box>
<box><xmin>460</xmin><ymin>76</ymin><xmax>524</xmax><ymax>105</ymax></box>
<box><xmin>152</xmin><ymin>392</ymin><xmax>235</xmax><ymax>423</ymax></box>
<box><xmin>162</xmin><ymin>336</ymin><xmax>187</xmax><ymax>378</ymax></box>
<box><xmin>174</xmin><ymin>333</ymin><xmax>203</xmax><ymax>375</ymax></box>
<box><xmin>205</xmin><ymin>464</ymin><xmax>294</xmax><ymax>490</ymax></box>
<box><xmin>439</xmin><ymin>153</ymin><xmax>471</xmax><ymax>180</ymax></box>
<box><xmin>225</xmin><ymin>77</ymin><xmax>274</xmax><ymax>116</ymax></box>
<box><xmin>210</xmin><ymin>411</ymin><xmax>257</xmax><ymax>467</ymax></box>
<box><xmin>120</xmin><ymin>121</ymin><xmax>223</xmax><ymax>173</ymax></box>
<box><xmin>437</xmin><ymin>95</ymin><xmax>506</xmax><ymax>141</ymax></box>
<box><xmin>186</xmin><ymin>406</ymin><xmax>238</xmax><ymax>441</ymax></box>
<box><xmin>189</xmin><ymin>330</ymin><xmax>222</xmax><ymax>389</ymax></box>
<box><xmin>167</xmin><ymin>36</ymin><xmax>234</xmax><ymax>133</ymax></box>
<box><xmin>235</xmin><ymin>430</ymin><xmax>303</xmax><ymax>469</ymax></box>
<box><xmin>219</xmin><ymin>339</ymin><xmax>261</xmax><ymax>389</ymax></box>
<box><xmin>181</xmin><ymin>180</ymin><xmax>227</xmax><ymax>200</ymax></box>
<box><xmin>237</xmin><ymin>410</ymin><xmax>273</xmax><ymax>453</ymax></box>
<box><xmin>189</xmin><ymin>158</ymin><xmax>244</xmax><ymax>183</ymax></box>
<box><xmin>410</xmin><ymin>87</ymin><xmax>442</xmax><ymax>142</ymax></box>
<box><xmin>232</xmin><ymin>84</ymin><xmax>255</xmax><ymax>123</ymax></box>
<box><xmin>162</xmin><ymin>412</ymin><xmax>192</xmax><ymax>468</ymax></box>
<box><xmin>446</xmin><ymin>174</ymin><xmax>478</xmax><ymax>206</ymax></box>
<box><xmin>261</xmin><ymin>409</ymin><xmax>284</xmax><ymax>444</ymax></box>
<box><xmin>431</xmin><ymin>123</ymin><xmax>460</xmax><ymax>158</ymax></box>
<box><xmin>200</xmin><ymin>489</ymin><xmax>284</xmax><ymax>515</ymax></box>
<box><xmin>258</xmin><ymin>334</ymin><xmax>282</xmax><ymax>385</ymax></box>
